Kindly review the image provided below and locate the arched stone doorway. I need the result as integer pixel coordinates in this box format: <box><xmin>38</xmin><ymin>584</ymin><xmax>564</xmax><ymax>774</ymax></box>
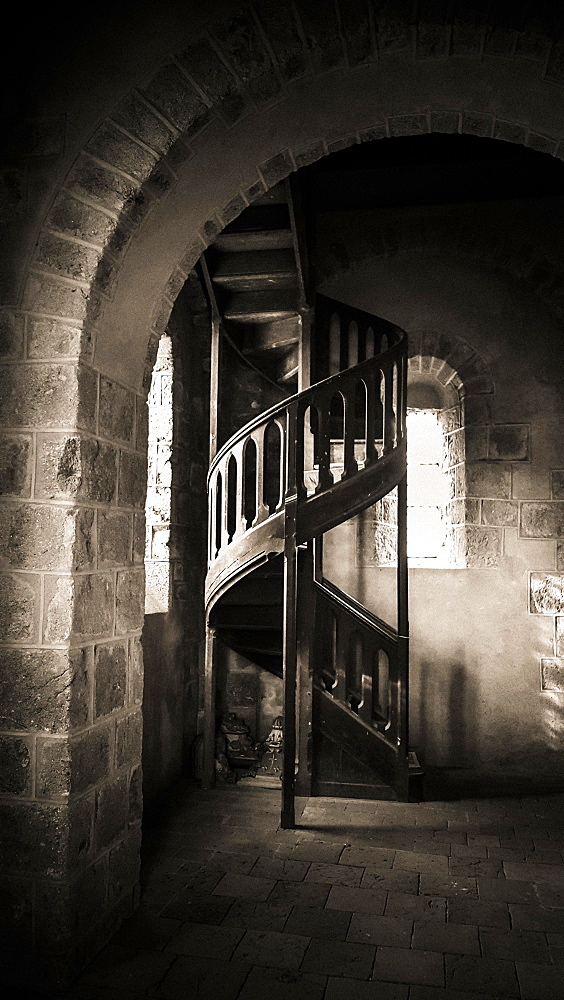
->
<box><xmin>2</xmin><ymin>1</ymin><xmax>564</xmax><ymax>986</ymax></box>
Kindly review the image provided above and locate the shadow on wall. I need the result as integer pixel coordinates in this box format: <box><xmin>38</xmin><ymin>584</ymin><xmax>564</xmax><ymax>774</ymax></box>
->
<box><xmin>416</xmin><ymin>648</ymin><xmax>479</xmax><ymax>775</ymax></box>
<box><xmin>141</xmin><ymin>612</ymin><xmax>185</xmax><ymax>805</ymax></box>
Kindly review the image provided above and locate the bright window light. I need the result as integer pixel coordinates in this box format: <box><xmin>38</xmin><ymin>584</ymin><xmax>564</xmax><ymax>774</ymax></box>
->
<box><xmin>407</xmin><ymin>409</ymin><xmax>450</xmax><ymax>566</ymax></box>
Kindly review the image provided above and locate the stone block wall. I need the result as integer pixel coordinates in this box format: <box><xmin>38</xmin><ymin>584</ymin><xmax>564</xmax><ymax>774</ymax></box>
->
<box><xmin>0</xmin><ymin>330</ymin><xmax>146</xmax><ymax>985</ymax></box>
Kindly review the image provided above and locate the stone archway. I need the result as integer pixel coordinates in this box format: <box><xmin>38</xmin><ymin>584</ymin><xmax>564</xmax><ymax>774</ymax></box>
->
<box><xmin>2</xmin><ymin>0</ymin><xmax>564</xmax><ymax>986</ymax></box>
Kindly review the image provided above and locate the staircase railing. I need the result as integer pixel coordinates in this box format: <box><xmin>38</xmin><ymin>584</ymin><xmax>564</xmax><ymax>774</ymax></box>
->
<box><xmin>206</xmin><ymin>308</ymin><xmax>406</xmax><ymax>606</ymax></box>
<box><xmin>204</xmin><ymin>295</ymin><xmax>408</xmax><ymax>822</ymax></box>
<box><xmin>312</xmin><ymin>575</ymin><xmax>407</xmax><ymax>794</ymax></box>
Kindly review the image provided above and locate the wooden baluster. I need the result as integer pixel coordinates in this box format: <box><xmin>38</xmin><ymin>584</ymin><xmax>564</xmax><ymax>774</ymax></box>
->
<box><xmin>253</xmin><ymin>425</ymin><xmax>268</xmax><ymax>523</ymax></box>
<box><xmin>329</xmin><ymin>313</ymin><xmax>340</xmax><ymax>376</ymax></box>
<box><xmin>232</xmin><ymin>441</ymin><xmax>246</xmax><ymax>539</ymax></box>
<box><xmin>315</xmin><ymin>393</ymin><xmax>333</xmax><ymax>492</ymax></box>
<box><xmin>275</xmin><ymin>417</ymin><xmax>286</xmax><ymax>510</ymax></box>
<box><xmin>365</xmin><ymin>326</ymin><xmax>375</xmax><ymax>360</ymax></box>
<box><xmin>397</xmin><ymin>354</ymin><xmax>407</xmax><ymax>441</ymax></box>
<box><xmin>359</xmin><ymin>648</ymin><xmax>374</xmax><ymax>727</ymax></box>
<box><xmin>208</xmin><ymin>481</ymin><xmax>215</xmax><ymax>564</ymax></box>
<box><xmin>220</xmin><ymin>456</ymin><xmax>231</xmax><ymax>551</ymax></box>
<box><xmin>364</xmin><ymin>372</ymin><xmax>377</xmax><ymax>465</ymax></box>
<box><xmin>348</xmin><ymin>320</ymin><xmax>358</xmax><ymax>370</ymax></box>
<box><xmin>383</xmin><ymin>366</ymin><xmax>396</xmax><ymax>455</ymax></box>
<box><xmin>214</xmin><ymin>470</ymin><xmax>223</xmax><ymax>557</ymax></box>
<box><xmin>328</xmin><ymin>609</ymin><xmax>338</xmax><ymax>693</ymax></box>
<box><xmin>333</xmin><ymin>613</ymin><xmax>349</xmax><ymax>704</ymax></box>
<box><xmin>342</xmin><ymin>387</ymin><xmax>358</xmax><ymax>479</ymax></box>
<box><xmin>296</xmin><ymin>400</ymin><xmax>307</xmax><ymax>502</ymax></box>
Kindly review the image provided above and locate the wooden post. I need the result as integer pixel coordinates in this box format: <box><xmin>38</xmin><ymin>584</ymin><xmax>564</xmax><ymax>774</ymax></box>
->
<box><xmin>202</xmin><ymin>626</ymin><xmax>217</xmax><ymax>789</ymax></box>
<box><xmin>281</xmin><ymin>402</ymin><xmax>298</xmax><ymax>829</ymax></box>
<box><xmin>295</xmin><ymin>540</ymin><xmax>314</xmax><ymax>797</ymax></box>
<box><xmin>397</xmin><ymin>468</ymin><xmax>409</xmax><ymax>801</ymax></box>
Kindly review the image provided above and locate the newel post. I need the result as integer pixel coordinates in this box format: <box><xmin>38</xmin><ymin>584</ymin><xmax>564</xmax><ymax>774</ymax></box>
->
<box><xmin>281</xmin><ymin>401</ymin><xmax>299</xmax><ymax>828</ymax></box>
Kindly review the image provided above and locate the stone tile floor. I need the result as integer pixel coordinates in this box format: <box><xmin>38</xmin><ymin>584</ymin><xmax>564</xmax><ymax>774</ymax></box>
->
<box><xmin>59</xmin><ymin>781</ymin><xmax>564</xmax><ymax>999</ymax></box>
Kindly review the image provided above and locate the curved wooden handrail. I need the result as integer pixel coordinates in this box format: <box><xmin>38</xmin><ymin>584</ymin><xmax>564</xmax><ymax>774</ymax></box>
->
<box><xmin>206</xmin><ymin>303</ymin><xmax>407</xmax><ymax>611</ymax></box>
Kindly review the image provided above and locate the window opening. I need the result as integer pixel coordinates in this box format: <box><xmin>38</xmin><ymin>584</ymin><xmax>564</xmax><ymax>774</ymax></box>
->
<box><xmin>145</xmin><ymin>334</ymin><xmax>173</xmax><ymax>612</ymax></box>
<box><xmin>406</xmin><ymin>408</ymin><xmax>450</xmax><ymax>566</ymax></box>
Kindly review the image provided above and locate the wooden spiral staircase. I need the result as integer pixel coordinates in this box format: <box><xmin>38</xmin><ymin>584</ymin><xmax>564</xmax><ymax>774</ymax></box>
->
<box><xmin>203</xmin><ymin>282</ymin><xmax>412</xmax><ymax>828</ymax></box>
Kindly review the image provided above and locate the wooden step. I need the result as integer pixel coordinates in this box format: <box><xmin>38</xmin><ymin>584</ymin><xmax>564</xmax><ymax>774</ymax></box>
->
<box><xmin>223</xmin><ymin>203</ymin><xmax>290</xmax><ymax>233</ymax></box>
<box><xmin>275</xmin><ymin>345</ymin><xmax>299</xmax><ymax>383</ymax></box>
<box><xmin>213</xmin><ymin>230</ymin><xmax>294</xmax><ymax>252</ymax></box>
<box><xmin>242</xmin><ymin>316</ymin><xmax>300</xmax><ymax>354</ymax></box>
<box><xmin>211</xmin><ymin>249</ymin><xmax>297</xmax><ymax>285</ymax></box>
<box><xmin>223</xmin><ymin>289</ymin><xmax>299</xmax><ymax>322</ymax></box>
<box><xmin>219</xmin><ymin>576</ymin><xmax>283</xmax><ymax>607</ymax></box>
<box><xmin>212</xmin><ymin>604</ymin><xmax>282</xmax><ymax>628</ymax></box>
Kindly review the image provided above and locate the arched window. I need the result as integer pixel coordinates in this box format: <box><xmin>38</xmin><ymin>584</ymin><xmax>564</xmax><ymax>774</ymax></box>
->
<box><xmin>406</xmin><ymin>409</ymin><xmax>450</xmax><ymax>566</ymax></box>
<box><xmin>405</xmin><ymin>367</ymin><xmax>462</xmax><ymax>569</ymax></box>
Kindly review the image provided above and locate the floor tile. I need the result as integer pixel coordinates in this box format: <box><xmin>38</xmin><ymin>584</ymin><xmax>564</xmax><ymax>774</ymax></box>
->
<box><xmin>238</xmin><ymin>967</ymin><xmax>326</xmax><ymax>1000</ymax></box>
<box><xmin>165</xmin><ymin>920</ymin><xmax>243</xmax><ymax>959</ymax></box>
<box><xmin>393</xmin><ymin>851</ymin><xmax>449</xmax><ymax>875</ymax></box>
<box><xmin>420</xmin><ymin>875</ymin><xmax>477</xmax><ymax>898</ymax></box>
<box><xmin>340</xmin><ymin>846</ymin><xmax>395</xmax><ymax>868</ymax></box>
<box><xmin>445</xmin><ymin>955</ymin><xmax>519</xmax><ymax>998</ymax></box>
<box><xmin>250</xmin><ymin>857</ymin><xmax>310</xmax><ymax>882</ymax></box>
<box><xmin>208</xmin><ymin>851</ymin><xmax>258</xmax><ymax>873</ymax></box>
<box><xmin>160</xmin><ymin>888</ymin><xmax>234</xmax><ymax>923</ymax></box>
<box><xmin>536</xmin><ymin>882</ymin><xmax>564</xmax><ymax>907</ymax></box>
<box><xmin>110</xmin><ymin>911</ymin><xmax>182</xmax><ymax>951</ymax></box>
<box><xmin>231</xmin><ymin>928</ymin><xmax>310</xmax><ymax>971</ymax></box>
<box><xmin>156</xmin><ymin>955</ymin><xmax>250</xmax><ymax>1000</ymax></box>
<box><xmin>325</xmin><ymin>885</ymin><xmax>387</xmax><ymax>914</ymax></box>
<box><xmin>385</xmin><ymin>892</ymin><xmax>446</xmax><ymax>923</ymax></box>
<box><xmin>269</xmin><ymin>880</ymin><xmax>330</xmax><ymax>908</ymax></box>
<box><xmin>290</xmin><ymin>842</ymin><xmax>344</xmax><ymax>864</ymax></box>
<box><xmin>360</xmin><ymin>866</ymin><xmax>418</xmax><ymax>893</ymax></box>
<box><xmin>305</xmin><ymin>862</ymin><xmax>363</xmax><ymax>886</ymax></box>
<box><xmin>409</xmin><ymin>987</ymin><xmax>497</xmax><ymax>1000</ymax></box>
<box><xmin>222</xmin><ymin>899</ymin><xmax>293</xmax><ymax>932</ymax></box>
<box><xmin>447</xmin><ymin>897</ymin><xmax>510</xmax><ymax>929</ymax></box>
<box><xmin>301</xmin><ymin>937</ymin><xmax>376</xmax><ymax>979</ymax></box>
<box><xmin>509</xmin><ymin>903</ymin><xmax>564</xmax><ymax>932</ymax></box>
<box><xmin>503</xmin><ymin>861</ymin><xmax>564</xmax><ymax>883</ymax></box>
<box><xmin>325</xmin><ymin>978</ymin><xmax>408</xmax><ymax>1000</ymax></box>
<box><xmin>347</xmin><ymin>912</ymin><xmax>412</xmax><ymax>948</ymax></box>
<box><xmin>516</xmin><ymin>961</ymin><xmax>564</xmax><ymax>1000</ymax></box>
<box><xmin>212</xmin><ymin>871</ymin><xmax>276</xmax><ymax>901</ymax></box>
<box><xmin>412</xmin><ymin>919</ymin><xmax>480</xmax><ymax>955</ymax></box>
<box><xmin>284</xmin><ymin>904</ymin><xmax>351</xmax><ymax>940</ymax></box>
<box><xmin>372</xmin><ymin>945</ymin><xmax>444</xmax><ymax>986</ymax></box>
<box><xmin>477</xmin><ymin>876</ymin><xmax>537</xmax><ymax>904</ymax></box>
<box><xmin>479</xmin><ymin>926</ymin><xmax>551</xmax><ymax>963</ymax></box>
<box><xmin>448</xmin><ymin>858</ymin><xmax>504</xmax><ymax>878</ymax></box>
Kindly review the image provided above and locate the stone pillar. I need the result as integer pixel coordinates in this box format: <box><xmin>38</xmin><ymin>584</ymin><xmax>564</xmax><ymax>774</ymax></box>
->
<box><xmin>0</xmin><ymin>312</ymin><xmax>146</xmax><ymax>986</ymax></box>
